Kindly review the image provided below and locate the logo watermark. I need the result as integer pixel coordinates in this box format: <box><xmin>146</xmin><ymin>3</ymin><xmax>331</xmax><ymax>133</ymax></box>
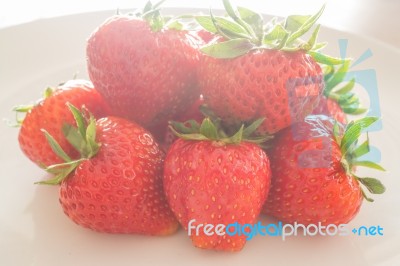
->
<box><xmin>188</xmin><ymin>219</ymin><xmax>384</xmax><ymax>241</ymax></box>
<box><xmin>287</xmin><ymin>39</ymin><xmax>383</xmax><ymax>168</ymax></box>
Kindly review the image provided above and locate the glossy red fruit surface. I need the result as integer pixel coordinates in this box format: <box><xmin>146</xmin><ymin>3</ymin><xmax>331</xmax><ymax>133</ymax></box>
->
<box><xmin>18</xmin><ymin>80</ymin><xmax>111</xmax><ymax>167</ymax></box>
<box><xmin>164</xmin><ymin>139</ymin><xmax>271</xmax><ymax>251</ymax></box>
<box><xmin>87</xmin><ymin>16</ymin><xmax>201</xmax><ymax>128</ymax></box>
<box><xmin>263</xmin><ymin>116</ymin><xmax>363</xmax><ymax>225</ymax></box>
<box><xmin>59</xmin><ymin>116</ymin><xmax>179</xmax><ymax>235</ymax></box>
<box><xmin>198</xmin><ymin>50</ymin><xmax>324</xmax><ymax>134</ymax></box>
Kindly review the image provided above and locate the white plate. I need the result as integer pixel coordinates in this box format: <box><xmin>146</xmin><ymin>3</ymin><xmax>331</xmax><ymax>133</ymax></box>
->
<box><xmin>1</xmin><ymin>9</ymin><xmax>400</xmax><ymax>266</ymax></box>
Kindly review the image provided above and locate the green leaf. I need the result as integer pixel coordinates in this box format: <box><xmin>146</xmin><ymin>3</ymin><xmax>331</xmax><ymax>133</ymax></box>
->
<box><xmin>67</xmin><ymin>103</ymin><xmax>86</xmax><ymax>138</ymax></box>
<box><xmin>353</xmin><ymin>161</ymin><xmax>385</xmax><ymax>171</ymax></box>
<box><xmin>285</xmin><ymin>14</ymin><xmax>311</xmax><ymax>32</ymax></box>
<box><xmin>341</xmin><ymin>117</ymin><xmax>379</xmax><ymax>154</ymax></box>
<box><xmin>196</xmin><ymin>15</ymin><xmax>250</xmax><ymax>39</ymax></box>
<box><xmin>166</xmin><ymin>20</ymin><xmax>183</xmax><ymax>30</ymax></box>
<box><xmin>286</xmin><ymin>4</ymin><xmax>325</xmax><ymax>45</ymax></box>
<box><xmin>274</xmin><ymin>32</ymin><xmax>290</xmax><ymax>50</ymax></box>
<box><xmin>326</xmin><ymin>60</ymin><xmax>350</xmax><ymax>94</ymax></box>
<box><xmin>308</xmin><ymin>51</ymin><xmax>349</xmax><ymax>65</ymax></box>
<box><xmin>170</xmin><ymin>116</ymin><xmax>271</xmax><ymax>145</ymax></box>
<box><xmin>42</xmin><ymin>129</ymin><xmax>71</xmax><ymax>162</ymax></box>
<box><xmin>343</xmin><ymin>106</ymin><xmax>367</xmax><ymax>115</ymax></box>
<box><xmin>360</xmin><ymin>188</ymin><xmax>374</xmax><ymax>202</ymax></box>
<box><xmin>214</xmin><ymin>17</ymin><xmax>253</xmax><ymax>39</ymax></box>
<box><xmin>37</xmin><ymin>104</ymin><xmax>102</xmax><ymax>185</ymax></box>
<box><xmin>200</xmin><ymin>38</ymin><xmax>254</xmax><ymax>59</ymax></box>
<box><xmin>37</xmin><ymin>159</ymin><xmax>84</xmax><ymax>185</ymax></box>
<box><xmin>237</xmin><ymin>6</ymin><xmax>263</xmax><ymax>39</ymax></box>
<box><xmin>169</xmin><ymin>120</ymin><xmax>199</xmax><ymax>134</ymax></box>
<box><xmin>358</xmin><ymin>177</ymin><xmax>386</xmax><ymax>194</ymax></box>
<box><xmin>334</xmin><ymin>78</ymin><xmax>355</xmax><ymax>95</ymax></box>
<box><xmin>43</xmin><ymin>87</ymin><xmax>55</xmax><ymax>98</ymax></box>
<box><xmin>62</xmin><ymin>124</ymin><xmax>86</xmax><ymax>153</ymax></box>
<box><xmin>222</xmin><ymin>0</ymin><xmax>257</xmax><ymax>39</ymax></box>
<box><xmin>223</xmin><ymin>0</ymin><xmax>241</xmax><ymax>20</ymax></box>
<box><xmin>242</xmin><ymin>118</ymin><xmax>265</xmax><ymax>137</ymax></box>
<box><xmin>333</xmin><ymin>122</ymin><xmax>342</xmax><ymax>145</ymax></box>
<box><xmin>323</xmin><ymin>65</ymin><xmax>335</xmax><ymax>82</ymax></box>
<box><xmin>85</xmin><ymin>116</ymin><xmax>100</xmax><ymax>158</ymax></box>
<box><xmin>352</xmin><ymin>137</ymin><xmax>370</xmax><ymax>158</ymax></box>
<box><xmin>263</xmin><ymin>24</ymin><xmax>289</xmax><ymax>43</ymax></box>
<box><xmin>169</xmin><ymin>131</ymin><xmax>210</xmax><ymax>142</ymax></box>
<box><xmin>152</xmin><ymin>10</ymin><xmax>164</xmax><ymax>31</ymax></box>
<box><xmin>142</xmin><ymin>0</ymin><xmax>153</xmax><ymax>14</ymax></box>
<box><xmin>37</xmin><ymin>165</ymin><xmax>75</xmax><ymax>185</ymax></box>
<box><xmin>245</xmin><ymin>135</ymin><xmax>272</xmax><ymax>144</ymax></box>
<box><xmin>312</xmin><ymin>42</ymin><xmax>327</xmax><ymax>51</ymax></box>
<box><xmin>305</xmin><ymin>24</ymin><xmax>320</xmax><ymax>50</ymax></box>
<box><xmin>227</xmin><ymin>124</ymin><xmax>244</xmax><ymax>144</ymax></box>
<box><xmin>338</xmin><ymin>92</ymin><xmax>358</xmax><ymax>106</ymax></box>
<box><xmin>141</xmin><ymin>5</ymin><xmax>164</xmax><ymax>32</ymax></box>
<box><xmin>12</xmin><ymin>104</ymin><xmax>33</xmax><ymax>113</ymax></box>
<box><xmin>195</xmin><ymin>16</ymin><xmax>218</xmax><ymax>33</ymax></box>
<box><xmin>199</xmin><ymin>118</ymin><xmax>219</xmax><ymax>140</ymax></box>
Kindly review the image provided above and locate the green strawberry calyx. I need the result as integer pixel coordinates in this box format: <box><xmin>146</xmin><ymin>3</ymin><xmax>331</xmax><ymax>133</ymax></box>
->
<box><xmin>169</xmin><ymin>117</ymin><xmax>272</xmax><ymax>145</ymax></box>
<box><xmin>10</xmin><ymin>87</ymin><xmax>55</xmax><ymax>127</ymax></box>
<box><xmin>131</xmin><ymin>0</ymin><xmax>168</xmax><ymax>31</ymax></box>
<box><xmin>323</xmin><ymin>61</ymin><xmax>367</xmax><ymax>115</ymax></box>
<box><xmin>36</xmin><ymin>103</ymin><xmax>100</xmax><ymax>185</ymax></box>
<box><xmin>333</xmin><ymin>116</ymin><xmax>385</xmax><ymax>202</ymax></box>
<box><xmin>196</xmin><ymin>0</ymin><xmax>346</xmax><ymax>64</ymax></box>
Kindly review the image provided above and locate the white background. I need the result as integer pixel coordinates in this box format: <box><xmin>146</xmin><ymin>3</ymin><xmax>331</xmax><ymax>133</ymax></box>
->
<box><xmin>0</xmin><ymin>0</ymin><xmax>399</xmax><ymax>49</ymax></box>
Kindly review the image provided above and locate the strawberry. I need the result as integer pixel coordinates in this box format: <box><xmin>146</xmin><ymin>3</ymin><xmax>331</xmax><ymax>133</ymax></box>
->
<box><xmin>164</xmin><ymin>118</ymin><xmax>271</xmax><ymax>251</ymax></box>
<box><xmin>196</xmin><ymin>1</ymin><xmax>329</xmax><ymax>134</ymax></box>
<box><xmin>16</xmin><ymin>79</ymin><xmax>111</xmax><ymax>168</ymax></box>
<box><xmin>86</xmin><ymin>1</ymin><xmax>202</xmax><ymax>129</ymax></box>
<box><xmin>263</xmin><ymin>115</ymin><xmax>385</xmax><ymax>225</ymax></box>
<box><xmin>311</xmin><ymin>61</ymin><xmax>367</xmax><ymax>124</ymax></box>
<box><xmin>311</xmin><ymin>96</ymin><xmax>347</xmax><ymax>124</ymax></box>
<box><xmin>39</xmin><ymin>104</ymin><xmax>179</xmax><ymax>235</ymax></box>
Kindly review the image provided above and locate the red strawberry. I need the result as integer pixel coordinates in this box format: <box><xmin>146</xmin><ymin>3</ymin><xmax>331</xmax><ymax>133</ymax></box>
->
<box><xmin>196</xmin><ymin>2</ymin><xmax>327</xmax><ymax>134</ymax></box>
<box><xmin>263</xmin><ymin>115</ymin><xmax>385</xmax><ymax>225</ymax></box>
<box><xmin>16</xmin><ymin>79</ymin><xmax>111</xmax><ymax>167</ymax></box>
<box><xmin>40</xmin><ymin>105</ymin><xmax>179</xmax><ymax>235</ymax></box>
<box><xmin>311</xmin><ymin>96</ymin><xmax>347</xmax><ymax>124</ymax></box>
<box><xmin>164</xmin><ymin>118</ymin><xmax>271</xmax><ymax>251</ymax></box>
<box><xmin>87</xmin><ymin>2</ymin><xmax>202</xmax><ymax>129</ymax></box>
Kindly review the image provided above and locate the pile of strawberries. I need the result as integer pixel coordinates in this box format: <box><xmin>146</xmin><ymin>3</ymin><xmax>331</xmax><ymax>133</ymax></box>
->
<box><xmin>14</xmin><ymin>0</ymin><xmax>385</xmax><ymax>252</ymax></box>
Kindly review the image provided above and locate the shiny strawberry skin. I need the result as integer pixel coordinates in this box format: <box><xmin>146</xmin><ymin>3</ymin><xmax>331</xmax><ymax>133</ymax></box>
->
<box><xmin>164</xmin><ymin>139</ymin><xmax>271</xmax><ymax>251</ymax></box>
<box><xmin>195</xmin><ymin>29</ymin><xmax>216</xmax><ymax>44</ymax></box>
<box><xmin>87</xmin><ymin>15</ymin><xmax>201</xmax><ymax>128</ymax></box>
<box><xmin>311</xmin><ymin>96</ymin><xmax>347</xmax><ymax>124</ymax></box>
<box><xmin>18</xmin><ymin>80</ymin><xmax>111</xmax><ymax>167</ymax></box>
<box><xmin>59</xmin><ymin>116</ymin><xmax>179</xmax><ymax>235</ymax></box>
<box><xmin>263</xmin><ymin>117</ymin><xmax>363</xmax><ymax>225</ymax></box>
<box><xmin>198</xmin><ymin>49</ymin><xmax>324</xmax><ymax>134</ymax></box>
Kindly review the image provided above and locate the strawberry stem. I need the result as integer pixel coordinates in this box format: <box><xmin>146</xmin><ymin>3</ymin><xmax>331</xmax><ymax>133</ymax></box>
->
<box><xmin>170</xmin><ymin>117</ymin><xmax>272</xmax><ymax>145</ymax></box>
<box><xmin>197</xmin><ymin>0</ymin><xmax>328</xmax><ymax>58</ymax></box>
<box><xmin>36</xmin><ymin>103</ymin><xmax>101</xmax><ymax>185</ymax></box>
<box><xmin>9</xmin><ymin>87</ymin><xmax>55</xmax><ymax>127</ymax></box>
<box><xmin>336</xmin><ymin>116</ymin><xmax>386</xmax><ymax>201</ymax></box>
<box><xmin>135</xmin><ymin>0</ymin><xmax>168</xmax><ymax>32</ymax></box>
